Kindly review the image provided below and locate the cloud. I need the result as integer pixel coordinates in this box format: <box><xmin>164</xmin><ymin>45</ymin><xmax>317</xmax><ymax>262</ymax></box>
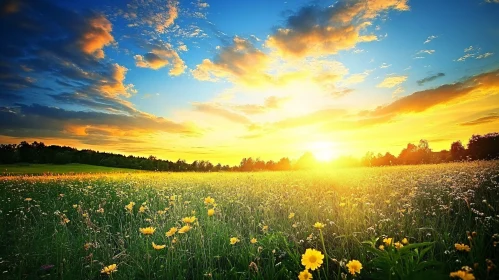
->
<box><xmin>377</xmin><ymin>75</ymin><xmax>408</xmax><ymax>88</ymax></box>
<box><xmin>78</xmin><ymin>14</ymin><xmax>115</xmax><ymax>59</ymax></box>
<box><xmin>266</xmin><ymin>0</ymin><xmax>409</xmax><ymax>57</ymax></box>
<box><xmin>457</xmin><ymin>53</ymin><xmax>474</xmax><ymax>62</ymax></box>
<box><xmin>134</xmin><ymin>42</ymin><xmax>186</xmax><ymax>75</ymax></box>
<box><xmin>424</xmin><ymin>35</ymin><xmax>437</xmax><ymax>44</ymax></box>
<box><xmin>476</xmin><ymin>52</ymin><xmax>493</xmax><ymax>59</ymax></box>
<box><xmin>0</xmin><ymin>104</ymin><xmax>203</xmax><ymax>139</ymax></box>
<box><xmin>416</xmin><ymin>73</ymin><xmax>445</xmax><ymax>86</ymax></box>
<box><xmin>192</xmin><ymin>102</ymin><xmax>252</xmax><ymax>124</ymax></box>
<box><xmin>121</xmin><ymin>0</ymin><xmax>178</xmax><ymax>33</ymax></box>
<box><xmin>371</xmin><ymin>69</ymin><xmax>499</xmax><ymax>117</ymax></box>
<box><xmin>380</xmin><ymin>63</ymin><xmax>392</xmax><ymax>68</ymax></box>
<box><xmin>343</xmin><ymin>71</ymin><xmax>370</xmax><ymax>84</ymax></box>
<box><xmin>416</xmin><ymin>49</ymin><xmax>435</xmax><ymax>55</ymax></box>
<box><xmin>192</xmin><ymin>37</ymin><xmax>271</xmax><ymax>86</ymax></box>
<box><xmin>231</xmin><ymin>96</ymin><xmax>291</xmax><ymax>115</ymax></box>
<box><xmin>460</xmin><ymin>115</ymin><xmax>499</xmax><ymax>126</ymax></box>
<box><xmin>464</xmin><ymin>46</ymin><xmax>474</xmax><ymax>52</ymax></box>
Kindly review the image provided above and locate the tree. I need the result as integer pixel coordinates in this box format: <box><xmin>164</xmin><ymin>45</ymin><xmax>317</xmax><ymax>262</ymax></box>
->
<box><xmin>450</xmin><ymin>141</ymin><xmax>466</xmax><ymax>161</ymax></box>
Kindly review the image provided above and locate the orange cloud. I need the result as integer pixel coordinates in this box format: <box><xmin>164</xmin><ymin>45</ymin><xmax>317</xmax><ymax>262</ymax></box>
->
<box><xmin>134</xmin><ymin>44</ymin><xmax>186</xmax><ymax>75</ymax></box>
<box><xmin>99</xmin><ymin>64</ymin><xmax>136</xmax><ymax>98</ymax></box>
<box><xmin>377</xmin><ymin>75</ymin><xmax>408</xmax><ymax>88</ymax></box>
<box><xmin>266</xmin><ymin>0</ymin><xmax>409</xmax><ymax>57</ymax></box>
<box><xmin>122</xmin><ymin>0</ymin><xmax>179</xmax><ymax>34</ymax></box>
<box><xmin>79</xmin><ymin>14</ymin><xmax>114</xmax><ymax>59</ymax></box>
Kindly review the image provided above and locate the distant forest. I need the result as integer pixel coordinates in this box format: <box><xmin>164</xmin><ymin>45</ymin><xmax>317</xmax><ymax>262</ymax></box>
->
<box><xmin>0</xmin><ymin>132</ymin><xmax>498</xmax><ymax>172</ymax></box>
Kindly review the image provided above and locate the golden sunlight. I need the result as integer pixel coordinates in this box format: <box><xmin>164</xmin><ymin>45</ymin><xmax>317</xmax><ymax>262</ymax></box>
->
<box><xmin>307</xmin><ymin>141</ymin><xmax>336</xmax><ymax>162</ymax></box>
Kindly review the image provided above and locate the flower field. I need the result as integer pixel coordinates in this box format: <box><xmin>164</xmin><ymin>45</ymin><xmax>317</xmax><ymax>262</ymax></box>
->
<box><xmin>0</xmin><ymin>161</ymin><xmax>498</xmax><ymax>279</ymax></box>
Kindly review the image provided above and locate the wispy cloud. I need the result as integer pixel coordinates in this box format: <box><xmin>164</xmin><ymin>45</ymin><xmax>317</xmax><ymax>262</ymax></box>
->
<box><xmin>377</xmin><ymin>75</ymin><xmax>408</xmax><ymax>88</ymax></box>
<box><xmin>424</xmin><ymin>35</ymin><xmax>437</xmax><ymax>44</ymax></box>
<box><xmin>460</xmin><ymin>114</ymin><xmax>499</xmax><ymax>126</ymax></box>
<box><xmin>416</xmin><ymin>73</ymin><xmax>445</xmax><ymax>86</ymax></box>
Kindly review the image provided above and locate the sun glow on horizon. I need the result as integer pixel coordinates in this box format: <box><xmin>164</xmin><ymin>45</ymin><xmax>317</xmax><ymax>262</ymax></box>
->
<box><xmin>308</xmin><ymin>141</ymin><xmax>337</xmax><ymax>162</ymax></box>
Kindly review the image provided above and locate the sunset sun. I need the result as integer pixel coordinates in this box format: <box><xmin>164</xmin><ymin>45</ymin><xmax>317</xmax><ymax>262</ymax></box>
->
<box><xmin>308</xmin><ymin>141</ymin><xmax>336</xmax><ymax>162</ymax></box>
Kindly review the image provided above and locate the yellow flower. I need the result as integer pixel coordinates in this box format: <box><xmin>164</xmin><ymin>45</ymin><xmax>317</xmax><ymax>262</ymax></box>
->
<box><xmin>101</xmin><ymin>264</ymin><xmax>117</xmax><ymax>275</ymax></box>
<box><xmin>298</xmin><ymin>269</ymin><xmax>313</xmax><ymax>280</ymax></box>
<box><xmin>204</xmin><ymin>196</ymin><xmax>215</xmax><ymax>205</ymax></box>
<box><xmin>152</xmin><ymin>242</ymin><xmax>166</xmax><ymax>250</ymax></box>
<box><xmin>125</xmin><ymin>202</ymin><xmax>135</xmax><ymax>212</ymax></box>
<box><xmin>383</xmin><ymin>237</ymin><xmax>393</xmax><ymax>246</ymax></box>
<box><xmin>139</xmin><ymin>227</ymin><xmax>156</xmax><ymax>235</ymax></box>
<box><xmin>288</xmin><ymin>212</ymin><xmax>295</xmax><ymax>219</ymax></box>
<box><xmin>378</xmin><ymin>245</ymin><xmax>385</xmax><ymax>251</ymax></box>
<box><xmin>63</xmin><ymin>218</ymin><xmax>70</xmax><ymax>224</ymax></box>
<box><xmin>262</xmin><ymin>225</ymin><xmax>269</xmax><ymax>232</ymax></box>
<box><xmin>449</xmin><ymin>270</ymin><xmax>475</xmax><ymax>280</ymax></box>
<box><xmin>84</xmin><ymin>242</ymin><xmax>92</xmax><ymax>250</ymax></box>
<box><xmin>339</xmin><ymin>202</ymin><xmax>346</xmax><ymax>207</ymax></box>
<box><xmin>455</xmin><ymin>243</ymin><xmax>471</xmax><ymax>252</ymax></box>
<box><xmin>230</xmin><ymin>237</ymin><xmax>240</xmax><ymax>245</ymax></box>
<box><xmin>96</xmin><ymin>208</ymin><xmax>104</xmax><ymax>214</ymax></box>
<box><xmin>208</xmin><ymin>209</ymin><xmax>215</xmax><ymax>216</ymax></box>
<box><xmin>313</xmin><ymin>222</ymin><xmax>325</xmax><ymax>230</ymax></box>
<box><xmin>182</xmin><ymin>216</ymin><xmax>197</xmax><ymax>224</ymax></box>
<box><xmin>178</xmin><ymin>225</ymin><xmax>191</xmax><ymax>234</ymax></box>
<box><xmin>139</xmin><ymin>205</ymin><xmax>148</xmax><ymax>213</ymax></box>
<box><xmin>250</xmin><ymin>238</ymin><xmax>257</xmax><ymax>244</ymax></box>
<box><xmin>72</xmin><ymin>204</ymin><xmax>78</xmax><ymax>208</ymax></box>
<box><xmin>301</xmin><ymin>248</ymin><xmax>324</xmax><ymax>271</ymax></box>
<box><xmin>166</xmin><ymin>227</ymin><xmax>178</xmax><ymax>237</ymax></box>
<box><xmin>157</xmin><ymin>210</ymin><xmax>166</xmax><ymax>215</ymax></box>
<box><xmin>346</xmin><ymin>259</ymin><xmax>363</xmax><ymax>275</ymax></box>
<box><xmin>24</xmin><ymin>198</ymin><xmax>32</xmax><ymax>202</ymax></box>
<box><xmin>401</xmin><ymin>238</ymin><xmax>409</xmax><ymax>245</ymax></box>
<box><xmin>394</xmin><ymin>242</ymin><xmax>404</xmax><ymax>249</ymax></box>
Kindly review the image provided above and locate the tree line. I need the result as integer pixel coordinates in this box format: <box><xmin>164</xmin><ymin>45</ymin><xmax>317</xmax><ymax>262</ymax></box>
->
<box><xmin>0</xmin><ymin>132</ymin><xmax>498</xmax><ymax>172</ymax></box>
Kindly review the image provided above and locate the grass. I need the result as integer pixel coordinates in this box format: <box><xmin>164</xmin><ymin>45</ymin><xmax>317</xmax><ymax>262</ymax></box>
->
<box><xmin>0</xmin><ymin>161</ymin><xmax>498</xmax><ymax>279</ymax></box>
<box><xmin>0</xmin><ymin>163</ymin><xmax>141</xmax><ymax>176</ymax></box>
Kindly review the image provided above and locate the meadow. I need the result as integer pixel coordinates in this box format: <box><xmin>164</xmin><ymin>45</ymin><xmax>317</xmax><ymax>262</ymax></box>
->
<box><xmin>0</xmin><ymin>164</ymin><xmax>140</xmax><ymax>176</ymax></box>
<box><xmin>0</xmin><ymin>161</ymin><xmax>498</xmax><ymax>280</ymax></box>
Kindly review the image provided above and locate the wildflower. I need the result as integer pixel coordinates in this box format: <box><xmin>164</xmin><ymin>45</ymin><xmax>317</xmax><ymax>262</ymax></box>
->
<box><xmin>383</xmin><ymin>237</ymin><xmax>393</xmax><ymax>246</ymax></box>
<box><xmin>401</xmin><ymin>238</ymin><xmax>409</xmax><ymax>245</ymax></box>
<box><xmin>157</xmin><ymin>210</ymin><xmax>166</xmax><ymax>215</ymax></box>
<box><xmin>178</xmin><ymin>225</ymin><xmax>191</xmax><ymax>234</ymax></box>
<box><xmin>289</xmin><ymin>212</ymin><xmax>295</xmax><ymax>219</ymax></box>
<box><xmin>378</xmin><ymin>245</ymin><xmax>385</xmax><ymax>251</ymax></box>
<box><xmin>84</xmin><ymin>243</ymin><xmax>92</xmax><ymax>250</ymax></box>
<box><xmin>152</xmin><ymin>242</ymin><xmax>166</xmax><ymax>250</ymax></box>
<box><xmin>449</xmin><ymin>270</ymin><xmax>475</xmax><ymax>280</ymax></box>
<box><xmin>339</xmin><ymin>202</ymin><xmax>346</xmax><ymax>207</ymax></box>
<box><xmin>166</xmin><ymin>227</ymin><xmax>178</xmax><ymax>237</ymax></box>
<box><xmin>62</xmin><ymin>218</ymin><xmax>70</xmax><ymax>224</ymax></box>
<box><xmin>72</xmin><ymin>204</ymin><xmax>78</xmax><ymax>208</ymax></box>
<box><xmin>139</xmin><ymin>205</ymin><xmax>148</xmax><ymax>213</ymax></box>
<box><xmin>230</xmin><ymin>237</ymin><xmax>240</xmax><ymax>245</ymax></box>
<box><xmin>262</xmin><ymin>225</ymin><xmax>269</xmax><ymax>232</ymax></box>
<box><xmin>204</xmin><ymin>196</ymin><xmax>215</xmax><ymax>205</ymax></box>
<box><xmin>394</xmin><ymin>242</ymin><xmax>404</xmax><ymax>249</ymax></box>
<box><xmin>125</xmin><ymin>202</ymin><xmax>135</xmax><ymax>212</ymax></box>
<box><xmin>301</xmin><ymin>248</ymin><xmax>324</xmax><ymax>271</ymax></box>
<box><xmin>208</xmin><ymin>209</ymin><xmax>215</xmax><ymax>216</ymax></box>
<box><xmin>96</xmin><ymin>208</ymin><xmax>104</xmax><ymax>214</ymax></box>
<box><xmin>82</xmin><ymin>213</ymin><xmax>88</xmax><ymax>218</ymax></box>
<box><xmin>298</xmin><ymin>269</ymin><xmax>313</xmax><ymax>280</ymax></box>
<box><xmin>455</xmin><ymin>243</ymin><xmax>471</xmax><ymax>252</ymax></box>
<box><xmin>101</xmin><ymin>264</ymin><xmax>117</xmax><ymax>275</ymax></box>
<box><xmin>182</xmin><ymin>216</ymin><xmax>196</xmax><ymax>224</ymax></box>
<box><xmin>139</xmin><ymin>227</ymin><xmax>156</xmax><ymax>235</ymax></box>
<box><xmin>172</xmin><ymin>237</ymin><xmax>177</xmax><ymax>244</ymax></box>
<box><xmin>24</xmin><ymin>198</ymin><xmax>32</xmax><ymax>202</ymax></box>
<box><xmin>250</xmin><ymin>238</ymin><xmax>257</xmax><ymax>244</ymax></box>
<box><xmin>313</xmin><ymin>222</ymin><xmax>325</xmax><ymax>230</ymax></box>
<box><xmin>346</xmin><ymin>259</ymin><xmax>363</xmax><ymax>275</ymax></box>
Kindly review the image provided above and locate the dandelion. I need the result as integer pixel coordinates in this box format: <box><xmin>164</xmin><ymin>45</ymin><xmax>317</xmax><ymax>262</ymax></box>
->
<box><xmin>178</xmin><ymin>225</ymin><xmax>191</xmax><ymax>234</ymax></box>
<box><xmin>157</xmin><ymin>210</ymin><xmax>166</xmax><ymax>215</ymax></box>
<box><xmin>401</xmin><ymin>238</ymin><xmax>409</xmax><ymax>245</ymax></box>
<box><xmin>101</xmin><ymin>264</ymin><xmax>117</xmax><ymax>275</ymax></box>
<box><xmin>230</xmin><ymin>237</ymin><xmax>240</xmax><ymax>245</ymax></box>
<box><xmin>383</xmin><ymin>237</ymin><xmax>393</xmax><ymax>246</ymax></box>
<box><xmin>125</xmin><ymin>202</ymin><xmax>135</xmax><ymax>213</ymax></box>
<box><xmin>378</xmin><ymin>244</ymin><xmax>385</xmax><ymax>251</ymax></box>
<box><xmin>139</xmin><ymin>227</ymin><xmax>156</xmax><ymax>235</ymax></box>
<box><xmin>455</xmin><ymin>243</ymin><xmax>471</xmax><ymax>252</ymax></box>
<box><xmin>207</xmin><ymin>209</ymin><xmax>215</xmax><ymax>216</ymax></box>
<box><xmin>139</xmin><ymin>205</ymin><xmax>148</xmax><ymax>213</ymax></box>
<box><xmin>204</xmin><ymin>196</ymin><xmax>215</xmax><ymax>205</ymax></box>
<box><xmin>289</xmin><ymin>212</ymin><xmax>295</xmax><ymax>219</ymax></box>
<box><xmin>313</xmin><ymin>222</ymin><xmax>325</xmax><ymax>230</ymax></box>
<box><xmin>339</xmin><ymin>202</ymin><xmax>346</xmax><ymax>207</ymax></box>
<box><xmin>152</xmin><ymin>242</ymin><xmax>166</xmax><ymax>250</ymax></box>
<box><xmin>166</xmin><ymin>227</ymin><xmax>178</xmax><ymax>237</ymax></box>
<box><xmin>449</xmin><ymin>270</ymin><xmax>475</xmax><ymax>280</ymax></box>
<box><xmin>298</xmin><ymin>269</ymin><xmax>313</xmax><ymax>280</ymax></box>
<box><xmin>182</xmin><ymin>216</ymin><xmax>196</xmax><ymax>224</ymax></box>
<box><xmin>346</xmin><ymin>259</ymin><xmax>363</xmax><ymax>275</ymax></box>
<box><xmin>262</xmin><ymin>225</ymin><xmax>269</xmax><ymax>232</ymax></box>
<box><xmin>394</xmin><ymin>242</ymin><xmax>404</xmax><ymax>249</ymax></box>
<box><xmin>250</xmin><ymin>238</ymin><xmax>257</xmax><ymax>244</ymax></box>
<box><xmin>301</xmin><ymin>248</ymin><xmax>324</xmax><ymax>271</ymax></box>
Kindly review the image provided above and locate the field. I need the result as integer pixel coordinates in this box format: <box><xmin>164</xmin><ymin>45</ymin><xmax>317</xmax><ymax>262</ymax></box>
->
<box><xmin>0</xmin><ymin>162</ymin><xmax>498</xmax><ymax>279</ymax></box>
<box><xmin>0</xmin><ymin>164</ymin><xmax>140</xmax><ymax>176</ymax></box>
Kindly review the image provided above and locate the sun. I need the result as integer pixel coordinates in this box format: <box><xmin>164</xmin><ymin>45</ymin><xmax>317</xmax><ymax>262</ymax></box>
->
<box><xmin>307</xmin><ymin>141</ymin><xmax>336</xmax><ymax>162</ymax></box>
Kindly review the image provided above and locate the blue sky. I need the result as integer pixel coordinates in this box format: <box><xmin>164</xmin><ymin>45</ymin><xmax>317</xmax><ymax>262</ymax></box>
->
<box><xmin>1</xmin><ymin>0</ymin><xmax>498</xmax><ymax>164</ymax></box>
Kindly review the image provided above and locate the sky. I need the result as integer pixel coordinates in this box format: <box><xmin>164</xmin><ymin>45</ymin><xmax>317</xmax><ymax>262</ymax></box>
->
<box><xmin>1</xmin><ymin>0</ymin><xmax>499</xmax><ymax>165</ymax></box>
